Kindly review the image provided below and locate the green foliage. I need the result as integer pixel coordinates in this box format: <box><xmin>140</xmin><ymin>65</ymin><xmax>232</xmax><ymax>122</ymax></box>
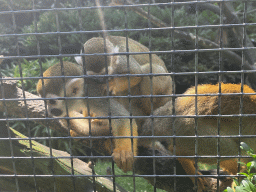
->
<box><xmin>5</xmin><ymin>2</ymin><xmax>252</xmax><ymax>95</ymax></box>
<box><xmin>22</xmin><ymin>8</ymin><xmax>101</xmax><ymax>51</ymax></box>
<box><xmin>224</xmin><ymin>142</ymin><xmax>256</xmax><ymax>192</ymax></box>
<box><xmin>13</xmin><ymin>59</ymin><xmax>58</xmax><ymax>94</ymax></box>
<box><xmin>12</xmin><ymin>58</ymin><xmax>73</xmax><ymax>94</ymax></box>
<box><xmin>20</xmin><ymin>4</ymin><xmax>222</xmax><ymax>54</ymax></box>
<box><xmin>0</xmin><ymin>22</ymin><xmax>19</xmax><ymax>55</ymax></box>
<box><xmin>0</xmin><ymin>62</ymin><xmax>15</xmax><ymax>77</ymax></box>
<box><xmin>233</xmin><ymin>2</ymin><xmax>256</xmax><ymax>40</ymax></box>
<box><xmin>94</xmin><ymin>160</ymin><xmax>165</xmax><ymax>192</ymax></box>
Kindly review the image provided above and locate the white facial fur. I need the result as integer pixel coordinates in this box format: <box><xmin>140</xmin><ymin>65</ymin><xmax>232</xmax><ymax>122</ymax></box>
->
<box><xmin>74</xmin><ymin>49</ymin><xmax>83</xmax><ymax>65</ymax></box>
<box><xmin>45</xmin><ymin>78</ymin><xmax>85</xmax><ymax>117</ymax></box>
<box><xmin>44</xmin><ymin>93</ymin><xmax>66</xmax><ymax>117</ymax></box>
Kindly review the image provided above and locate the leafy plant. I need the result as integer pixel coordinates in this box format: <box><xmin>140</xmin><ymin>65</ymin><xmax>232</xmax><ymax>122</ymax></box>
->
<box><xmin>0</xmin><ymin>62</ymin><xmax>15</xmax><ymax>77</ymax></box>
<box><xmin>12</xmin><ymin>58</ymin><xmax>68</xmax><ymax>93</ymax></box>
<box><xmin>224</xmin><ymin>142</ymin><xmax>256</xmax><ymax>192</ymax></box>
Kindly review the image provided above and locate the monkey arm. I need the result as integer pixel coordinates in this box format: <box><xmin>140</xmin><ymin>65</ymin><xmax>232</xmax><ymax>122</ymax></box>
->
<box><xmin>60</xmin><ymin>111</ymin><xmax>110</xmax><ymax>137</ymax></box>
<box><xmin>66</xmin><ymin>102</ymin><xmax>138</xmax><ymax>173</ymax></box>
<box><xmin>107</xmin><ymin>99</ymin><xmax>138</xmax><ymax>172</ymax></box>
<box><xmin>140</xmin><ymin>63</ymin><xmax>172</xmax><ymax>95</ymax></box>
<box><xmin>138</xmin><ymin>63</ymin><xmax>172</xmax><ymax>114</ymax></box>
<box><xmin>58</xmin><ymin>111</ymin><xmax>113</xmax><ymax>156</ymax></box>
<box><xmin>111</xmin><ymin>118</ymin><xmax>138</xmax><ymax>173</ymax></box>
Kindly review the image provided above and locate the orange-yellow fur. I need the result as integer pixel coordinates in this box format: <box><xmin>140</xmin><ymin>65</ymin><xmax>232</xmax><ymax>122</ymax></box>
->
<box><xmin>66</xmin><ymin>109</ymin><xmax>138</xmax><ymax>173</ymax></box>
<box><xmin>142</xmin><ymin>83</ymin><xmax>256</xmax><ymax>191</ymax></box>
<box><xmin>175</xmin><ymin>83</ymin><xmax>256</xmax><ymax>176</ymax></box>
<box><xmin>177</xmin><ymin>83</ymin><xmax>256</xmax><ymax>116</ymax></box>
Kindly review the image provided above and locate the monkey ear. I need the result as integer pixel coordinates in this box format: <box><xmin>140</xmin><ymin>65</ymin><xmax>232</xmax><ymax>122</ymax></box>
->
<box><xmin>65</xmin><ymin>78</ymin><xmax>84</xmax><ymax>97</ymax></box>
<box><xmin>112</xmin><ymin>46</ymin><xmax>119</xmax><ymax>54</ymax></box>
<box><xmin>74</xmin><ymin>49</ymin><xmax>83</xmax><ymax>65</ymax></box>
<box><xmin>110</xmin><ymin>46</ymin><xmax>120</xmax><ymax>66</ymax></box>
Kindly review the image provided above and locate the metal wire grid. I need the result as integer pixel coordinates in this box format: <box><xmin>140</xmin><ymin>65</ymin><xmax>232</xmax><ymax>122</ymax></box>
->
<box><xmin>0</xmin><ymin>0</ymin><xmax>256</xmax><ymax>191</ymax></box>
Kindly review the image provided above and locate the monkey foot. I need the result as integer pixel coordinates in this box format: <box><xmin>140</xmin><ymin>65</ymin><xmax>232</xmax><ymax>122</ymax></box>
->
<box><xmin>108</xmin><ymin>81</ymin><xmax>118</xmax><ymax>95</ymax></box>
<box><xmin>112</xmin><ymin>147</ymin><xmax>134</xmax><ymax>173</ymax></box>
<box><xmin>193</xmin><ymin>174</ymin><xmax>209</xmax><ymax>192</ymax></box>
<box><xmin>70</xmin><ymin>129</ymin><xmax>77</xmax><ymax>137</ymax></box>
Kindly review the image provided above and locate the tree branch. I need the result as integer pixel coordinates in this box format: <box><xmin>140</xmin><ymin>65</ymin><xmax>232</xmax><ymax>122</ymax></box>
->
<box><xmin>222</xmin><ymin>2</ymin><xmax>256</xmax><ymax>65</ymax></box>
<box><xmin>0</xmin><ymin>124</ymin><xmax>126</xmax><ymax>192</ymax></box>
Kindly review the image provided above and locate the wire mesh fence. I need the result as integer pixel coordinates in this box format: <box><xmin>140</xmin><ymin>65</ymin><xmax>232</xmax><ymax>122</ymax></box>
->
<box><xmin>0</xmin><ymin>0</ymin><xmax>256</xmax><ymax>191</ymax></box>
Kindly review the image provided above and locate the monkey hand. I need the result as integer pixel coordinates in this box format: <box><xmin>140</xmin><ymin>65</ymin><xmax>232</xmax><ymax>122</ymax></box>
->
<box><xmin>70</xmin><ymin>129</ymin><xmax>78</xmax><ymax>137</ymax></box>
<box><xmin>112</xmin><ymin>147</ymin><xmax>135</xmax><ymax>173</ymax></box>
<box><xmin>108</xmin><ymin>79</ymin><xmax>119</xmax><ymax>95</ymax></box>
<box><xmin>90</xmin><ymin>112</ymin><xmax>108</xmax><ymax>126</ymax></box>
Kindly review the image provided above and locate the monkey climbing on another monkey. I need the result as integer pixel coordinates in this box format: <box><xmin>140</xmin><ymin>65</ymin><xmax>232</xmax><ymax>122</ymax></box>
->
<box><xmin>37</xmin><ymin>62</ymin><xmax>233</xmax><ymax>190</ymax></box>
<box><xmin>37</xmin><ymin>61</ymin><xmax>138</xmax><ymax>173</ymax></box>
<box><xmin>75</xmin><ymin>36</ymin><xmax>173</xmax><ymax>117</ymax></box>
<box><xmin>141</xmin><ymin>83</ymin><xmax>256</xmax><ymax>191</ymax></box>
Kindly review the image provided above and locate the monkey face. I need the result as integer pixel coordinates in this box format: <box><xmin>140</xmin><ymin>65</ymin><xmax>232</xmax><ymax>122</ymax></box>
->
<box><xmin>45</xmin><ymin>93</ymin><xmax>66</xmax><ymax>117</ymax></box>
<box><xmin>44</xmin><ymin>78</ymin><xmax>85</xmax><ymax>117</ymax></box>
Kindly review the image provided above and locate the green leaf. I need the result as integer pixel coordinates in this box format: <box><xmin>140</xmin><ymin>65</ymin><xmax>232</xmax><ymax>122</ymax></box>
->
<box><xmin>247</xmin><ymin>161</ymin><xmax>252</xmax><ymax>171</ymax></box>
<box><xmin>234</xmin><ymin>179</ymin><xmax>240</xmax><ymax>186</ymax></box>
<box><xmin>250</xmin><ymin>161</ymin><xmax>256</xmax><ymax>170</ymax></box>
<box><xmin>245</xmin><ymin>180</ymin><xmax>256</xmax><ymax>192</ymax></box>
<box><xmin>234</xmin><ymin>185</ymin><xmax>246</xmax><ymax>192</ymax></box>
<box><xmin>252</xmin><ymin>154</ymin><xmax>256</xmax><ymax>159</ymax></box>
<box><xmin>225</xmin><ymin>187</ymin><xmax>234</xmax><ymax>192</ymax></box>
<box><xmin>241</xmin><ymin>180</ymin><xmax>250</xmax><ymax>189</ymax></box>
<box><xmin>239</xmin><ymin>161</ymin><xmax>247</xmax><ymax>166</ymax></box>
<box><xmin>240</xmin><ymin>142</ymin><xmax>253</xmax><ymax>153</ymax></box>
<box><xmin>239</xmin><ymin>172</ymin><xmax>249</xmax><ymax>177</ymax></box>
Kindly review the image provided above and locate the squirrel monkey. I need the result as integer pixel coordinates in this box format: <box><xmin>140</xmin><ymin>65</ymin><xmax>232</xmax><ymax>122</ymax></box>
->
<box><xmin>174</xmin><ymin>83</ymin><xmax>256</xmax><ymax>173</ymax></box>
<box><xmin>142</xmin><ymin>83</ymin><xmax>256</xmax><ymax>191</ymax></box>
<box><xmin>37</xmin><ymin>61</ymin><xmax>138</xmax><ymax>173</ymax></box>
<box><xmin>75</xmin><ymin>36</ymin><xmax>173</xmax><ymax>116</ymax></box>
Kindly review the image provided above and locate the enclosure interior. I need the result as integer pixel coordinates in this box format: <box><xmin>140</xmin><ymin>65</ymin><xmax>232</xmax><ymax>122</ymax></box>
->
<box><xmin>0</xmin><ymin>0</ymin><xmax>256</xmax><ymax>191</ymax></box>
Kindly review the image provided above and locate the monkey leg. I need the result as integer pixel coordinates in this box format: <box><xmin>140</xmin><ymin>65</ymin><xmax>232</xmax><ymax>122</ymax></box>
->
<box><xmin>220</xmin><ymin>159</ymin><xmax>249</xmax><ymax>191</ymax></box>
<box><xmin>140</xmin><ymin>63</ymin><xmax>172</xmax><ymax>113</ymax></box>
<box><xmin>104</xmin><ymin>51</ymin><xmax>144</xmax><ymax>94</ymax></box>
<box><xmin>220</xmin><ymin>159</ymin><xmax>239</xmax><ymax>175</ymax></box>
<box><xmin>177</xmin><ymin>158</ymin><xmax>208</xmax><ymax>192</ymax></box>
<box><xmin>111</xmin><ymin>119</ymin><xmax>138</xmax><ymax>173</ymax></box>
<box><xmin>108</xmin><ymin>76</ymin><xmax>141</xmax><ymax>94</ymax></box>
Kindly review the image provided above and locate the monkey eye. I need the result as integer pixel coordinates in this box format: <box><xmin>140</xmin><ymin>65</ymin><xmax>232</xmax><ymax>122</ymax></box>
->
<box><xmin>72</xmin><ymin>88</ymin><xmax>78</xmax><ymax>95</ymax></box>
<box><xmin>49</xmin><ymin>100</ymin><xmax>57</xmax><ymax>105</ymax></box>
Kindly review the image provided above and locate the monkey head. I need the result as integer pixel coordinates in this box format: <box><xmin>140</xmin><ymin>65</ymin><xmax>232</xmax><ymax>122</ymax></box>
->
<box><xmin>75</xmin><ymin>37</ymin><xmax>119</xmax><ymax>75</ymax></box>
<box><xmin>37</xmin><ymin>61</ymin><xmax>85</xmax><ymax>117</ymax></box>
